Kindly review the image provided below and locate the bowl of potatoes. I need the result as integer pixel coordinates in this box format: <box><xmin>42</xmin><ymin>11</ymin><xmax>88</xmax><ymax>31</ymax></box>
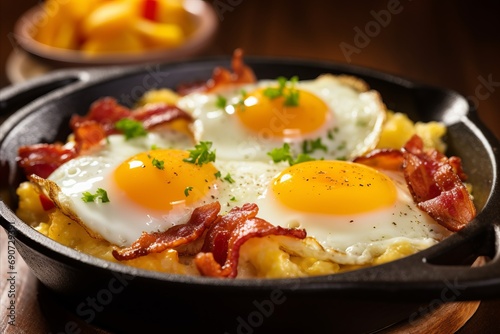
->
<box><xmin>12</xmin><ymin>0</ymin><xmax>218</xmax><ymax>67</ymax></box>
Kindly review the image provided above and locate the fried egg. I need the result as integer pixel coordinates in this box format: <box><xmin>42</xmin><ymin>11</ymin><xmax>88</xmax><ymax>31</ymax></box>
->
<box><xmin>204</xmin><ymin>158</ymin><xmax>450</xmax><ymax>266</ymax></box>
<box><xmin>251</xmin><ymin>160</ymin><xmax>451</xmax><ymax>265</ymax></box>
<box><xmin>32</xmin><ymin>131</ymin><xmax>224</xmax><ymax>247</ymax></box>
<box><xmin>177</xmin><ymin>75</ymin><xmax>386</xmax><ymax>162</ymax></box>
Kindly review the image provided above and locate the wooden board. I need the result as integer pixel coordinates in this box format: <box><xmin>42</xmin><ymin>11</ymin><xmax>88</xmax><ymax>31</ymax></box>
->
<box><xmin>381</xmin><ymin>300</ymin><xmax>480</xmax><ymax>333</ymax></box>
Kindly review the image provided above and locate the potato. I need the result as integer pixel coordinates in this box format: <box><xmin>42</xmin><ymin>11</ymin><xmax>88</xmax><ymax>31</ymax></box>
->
<box><xmin>82</xmin><ymin>1</ymin><xmax>137</xmax><ymax>40</ymax></box>
<box><xmin>31</xmin><ymin>0</ymin><xmax>193</xmax><ymax>55</ymax></box>
<box><xmin>135</xmin><ymin>19</ymin><xmax>185</xmax><ymax>49</ymax></box>
<box><xmin>81</xmin><ymin>32</ymin><xmax>145</xmax><ymax>54</ymax></box>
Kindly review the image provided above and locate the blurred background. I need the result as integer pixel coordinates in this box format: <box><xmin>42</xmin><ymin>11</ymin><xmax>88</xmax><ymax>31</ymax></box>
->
<box><xmin>1</xmin><ymin>0</ymin><xmax>500</xmax><ymax>333</ymax></box>
<box><xmin>1</xmin><ymin>0</ymin><xmax>499</xmax><ymax>136</ymax></box>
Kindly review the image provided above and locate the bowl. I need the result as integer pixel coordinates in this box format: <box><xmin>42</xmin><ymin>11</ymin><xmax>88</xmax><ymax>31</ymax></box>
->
<box><xmin>1</xmin><ymin>55</ymin><xmax>500</xmax><ymax>333</ymax></box>
<box><xmin>12</xmin><ymin>0</ymin><xmax>218</xmax><ymax>68</ymax></box>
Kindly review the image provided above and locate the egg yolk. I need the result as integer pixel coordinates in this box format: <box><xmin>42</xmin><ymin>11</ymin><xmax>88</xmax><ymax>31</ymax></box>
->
<box><xmin>236</xmin><ymin>88</ymin><xmax>330</xmax><ymax>139</ymax></box>
<box><xmin>272</xmin><ymin>160</ymin><xmax>397</xmax><ymax>215</ymax></box>
<box><xmin>113</xmin><ymin>149</ymin><xmax>218</xmax><ymax>211</ymax></box>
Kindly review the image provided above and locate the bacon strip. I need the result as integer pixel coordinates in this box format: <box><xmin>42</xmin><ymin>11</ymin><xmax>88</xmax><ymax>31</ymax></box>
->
<box><xmin>353</xmin><ymin>148</ymin><xmax>404</xmax><ymax>171</ymax></box>
<box><xmin>18</xmin><ymin>97</ymin><xmax>194</xmax><ymax>179</ymax></box>
<box><xmin>17</xmin><ymin>143</ymin><xmax>77</xmax><ymax>179</ymax></box>
<box><xmin>176</xmin><ymin>48</ymin><xmax>257</xmax><ymax>95</ymax></box>
<box><xmin>70</xmin><ymin>97</ymin><xmax>193</xmax><ymax>135</ymax></box>
<box><xmin>194</xmin><ymin>203</ymin><xmax>307</xmax><ymax>278</ymax></box>
<box><xmin>131</xmin><ymin>103</ymin><xmax>193</xmax><ymax>129</ymax></box>
<box><xmin>70</xmin><ymin>97</ymin><xmax>131</xmax><ymax>134</ymax></box>
<box><xmin>72</xmin><ymin>121</ymin><xmax>107</xmax><ymax>153</ymax></box>
<box><xmin>403</xmin><ymin>135</ymin><xmax>476</xmax><ymax>231</ymax></box>
<box><xmin>112</xmin><ymin>202</ymin><xmax>221</xmax><ymax>261</ymax></box>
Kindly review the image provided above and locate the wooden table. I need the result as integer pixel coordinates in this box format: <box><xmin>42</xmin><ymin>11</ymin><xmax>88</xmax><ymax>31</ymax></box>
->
<box><xmin>1</xmin><ymin>0</ymin><xmax>500</xmax><ymax>332</ymax></box>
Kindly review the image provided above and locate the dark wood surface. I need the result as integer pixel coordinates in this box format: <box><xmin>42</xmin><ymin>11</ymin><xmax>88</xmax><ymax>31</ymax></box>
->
<box><xmin>1</xmin><ymin>0</ymin><xmax>500</xmax><ymax>333</ymax></box>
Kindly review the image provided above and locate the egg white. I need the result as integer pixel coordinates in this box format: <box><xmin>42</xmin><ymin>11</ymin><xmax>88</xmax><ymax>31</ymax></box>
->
<box><xmin>253</xmin><ymin>168</ymin><xmax>451</xmax><ymax>265</ymax></box>
<box><xmin>177</xmin><ymin>75</ymin><xmax>386</xmax><ymax>162</ymax></box>
<box><xmin>40</xmin><ymin>131</ymin><xmax>205</xmax><ymax>247</ymax></box>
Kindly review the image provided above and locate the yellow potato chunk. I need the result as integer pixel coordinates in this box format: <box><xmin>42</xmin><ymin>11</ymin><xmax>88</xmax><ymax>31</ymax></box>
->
<box><xmin>373</xmin><ymin>241</ymin><xmax>419</xmax><ymax>265</ymax></box>
<box><xmin>135</xmin><ymin>19</ymin><xmax>185</xmax><ymax>49</ymax></box>
<box><xmin>82</xmin><ymin>1</ymin><xmax>137</xmax><ymax>40</ymax></box>
<box><xmin>137</xmin><ymin>88</ymin><xmax>181</xmax><ymax>106</ymax></box>
<box><xmin>377</xmin><ymin>111</ymin><xmax>447</xmax><ymax>152</ymax></box>
<box><xmin>81</xmin><ymin>32</ymin><xmax>144</xmax><ymax>54</ymax></box>
<box><xmin>158</xmin><ymin>0</ymin><xmax>190</xmax><ymax>27</ymax></box>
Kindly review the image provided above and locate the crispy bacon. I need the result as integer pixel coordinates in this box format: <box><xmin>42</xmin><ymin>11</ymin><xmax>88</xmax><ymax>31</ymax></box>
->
<box><xmin>18</xmin><ymin>97</ymin><xmax>194</xmax><ymax>179</ymax></box>
<box><xmin>17</xmin><ymin>143</ymin><xmax>77</xmax><ymax>179</ymax></box>
<box><xmin>70</xmin><ymin>97</ymin><xmax>194</xmax><ymax>135</ymax></box>
<box><xmin>353</xmin><ymin>148</ymin><xmax>404</xmax><ymax>171</ymax></box>
<box><xmin>194</xmin><ymin>203</ymin><xmax>307</xmax><ymax>278</ymax></box>
<box><xmin>112</xmin><ymin>202</ymin><xmax>221</xmax><ymax>261</ymax></box>
<box><xmin>176</xmin><ymin>48</ymin><xmax>257</xmax><ymax>95</ymax></box>
<box><xmin>403</xmin><ymin>135</ymin><xmax>476</xmax><ymax>231</ymax></box>
<box><xmin>70</xmin><ymin>97</ymin><xmax>131</xmax><ymax>134</ymax></box>
<box><xmin>72</xmin><ymin>121</ymin><xmax>107</xmax><ymax>153</ymax></box>
<box><xmin>131</xmin><ymin>103</ymin><xmax>193</xmax><ymax>129</ymax></box>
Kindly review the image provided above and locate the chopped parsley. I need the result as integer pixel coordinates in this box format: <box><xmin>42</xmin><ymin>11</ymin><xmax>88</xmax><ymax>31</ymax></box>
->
<box><xmin>267</xmin><ymin>143</ymin><xmax>316</xmax><ymax>166</ymax></box>
<box><xmin>214</xmin><ymin>171</ymin><xmax>222</xmax><ymax>179</ymax></box>
<box><xmin>223</xmin><ymin>173</ymin><xmax>235</xmax><ymax>184</ymax></box>
<box><xmin>152</xmin><ymin>158</ymin><xmax>165</xmax><ymax>170</ymax></box>
<box><xmin>302</xmin><ymin>138</ymin><xmax>327</xmax><ymax>154</ymax></box>
<box><xmin>115</xmin><ymin>118</ymin><xmax>147</xmax><ymax>140</ymax></box>
<box><xmin>235</xmin><ymin>89</ymin><xmax>248</xmax><ymax>111</ymax></box>
<box><xmin>230</xmin><ymin>196</ymin><xmax>237</xmax><ymax>202</ymax></box>
<box><xmin>263</xmin><ymin>76</ymin><xmax>300</xmax><ymax>107</ymax></box>
<box><xmin>183</xmin><ymin>141</ymin><xmax>216</xmax><ymax>166</ymax></box>
<box><xmin>82</xmin><ymin>188</ymin><xmax>110</xmax><ymax>203</ymax></box>
<box><xmin>184</xmin><ymin>186</ymin><xmax>193</xmax><ymax>197</ymax></box>
<box><xmin>215</xmin><ymin>95</ymin><xmax>227</xmax><ymax>108</ymax></box>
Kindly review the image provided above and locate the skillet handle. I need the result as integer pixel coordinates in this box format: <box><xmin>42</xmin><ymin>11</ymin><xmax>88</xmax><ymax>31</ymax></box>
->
<box><xmin>316</xmin><ymin>217</ymin><xmax>500</xmax><ymax>300</ymax></box>
<box><xmin>0</xmin><ymin>69</ymin><xmax>89</xmax><ymax>116</ymax></box>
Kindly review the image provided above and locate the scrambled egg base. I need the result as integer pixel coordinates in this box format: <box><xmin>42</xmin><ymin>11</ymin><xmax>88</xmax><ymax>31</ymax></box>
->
<box><xmin>16</xmin><ymin>110</ymin><xmax>448</xmax><ymax>278</ymax></box>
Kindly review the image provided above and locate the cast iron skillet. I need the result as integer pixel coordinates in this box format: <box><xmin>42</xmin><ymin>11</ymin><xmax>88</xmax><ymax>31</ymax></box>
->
<box><xmin>1</xmin><ymin>56</ymin><xmax>500</xmax><ymax>333</ymax></box>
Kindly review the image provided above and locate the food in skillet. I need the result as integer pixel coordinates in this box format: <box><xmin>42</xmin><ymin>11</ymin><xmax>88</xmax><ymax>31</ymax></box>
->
<box><xmin>15</xmin><ymin>50</ymin><xmax>476</xmax><ymax>278</ymax></box>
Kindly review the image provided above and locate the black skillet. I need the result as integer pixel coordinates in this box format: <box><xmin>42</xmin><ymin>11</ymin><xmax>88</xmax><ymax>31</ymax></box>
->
<box><xmin>1</xmin><ymin>55</ymin><xmax>499</xmax><ymax>333</ymax></box>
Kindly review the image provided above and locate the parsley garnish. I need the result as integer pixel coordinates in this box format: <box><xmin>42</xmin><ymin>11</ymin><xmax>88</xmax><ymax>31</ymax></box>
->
<box><xmin>184</xmin><ymin>186</ymin><xmax>193</xmax><ymax>197</ymax></box>
<box><xmin>223</xmin><ymin>173</ymin><xmax>235</xmax><ymax>184</ymax></box>
<box><xmin>235</xmin><ymin>90</ymin><xmax>248</xmax><ymax>111</ymax></box>
<box><xmin>183</xmin><ymin>141</ymin><xmax>216</xmax><ymax>166</ymax></box>
<box><xmin>216</xmin><ymin>95</ymin><xmax>227</xmax><ymax>108</ymax></box>
<box><xmin>82</xmin><ymin>188</ymin><xmax>110</xmax><ymax>203</ymax></box>
<box><xmin>230</xmin><ymin>196</ymin><xmax>237</xmax><ymax>201</ymax></box>
<box><xmin>302</xmin><ymin>138</ymin><xmax>327</xmax><ymax>154</ymax></box>
<box><xmin>267</xmin><ymin>143</ymin><xmax>315</xmax><ymax>166</ymax></box>
<box><xmin>263</xmin><ymin>76</ymin><xmax>300</xmax><ymax>107</ymax></box>
<box><xmin>115</xmin><ymin>118</ymin><xmax>147</xmax><ymax>140</ymax></box>
<box><xmin>152</xmin><ymin>158</ymin><xmax>165</xmax><ymax>170</ymax></box>
<box><xmin>214</xmin><ymin>171</ymin><xmax>222</xmax><ymax>179</ymax></box>
<box><xmin>263</xmin><ymin>77</ymin><xmax>286</xmax><ymax>99</ymax></box>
